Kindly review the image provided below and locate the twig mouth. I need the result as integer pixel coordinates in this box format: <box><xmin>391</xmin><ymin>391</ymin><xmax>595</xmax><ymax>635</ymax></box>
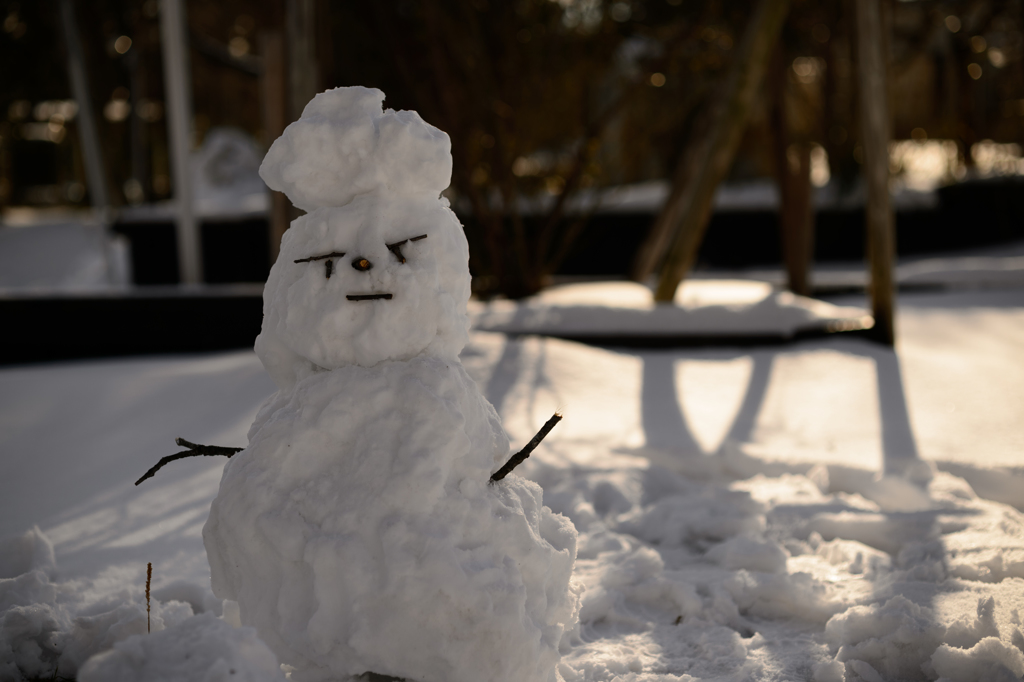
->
<box><xmin>346</xmin><ymin>293</ymin><xmax>393</xmax><ymax>301</ymax></box>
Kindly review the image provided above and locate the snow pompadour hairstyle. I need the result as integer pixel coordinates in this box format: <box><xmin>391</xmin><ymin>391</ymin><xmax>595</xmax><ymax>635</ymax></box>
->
<box><xmin>259</xmin><ymin>87</ymin><xmax>453</xmax><ymax>211</ymax></box>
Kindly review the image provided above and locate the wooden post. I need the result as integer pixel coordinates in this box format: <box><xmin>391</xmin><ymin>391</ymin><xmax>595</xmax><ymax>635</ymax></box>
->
<box><xmin>58</xmin><ymin>0</ymin><xmax>109</xmax><ymax>219</ymax></box>
<box><xmin>260</xmin><ymin>31</ymin><xmax>289</xmax><ymax>263</ymax></box>
<box><xmin>645</xmin><ymin>0</ymin><xmax>791</xmax><ymax>302</ymax></box>
<box><xmin>159</xmin><ymin>0</ymin><xmax>202</xmax><ymax>284</ymax></box>
<box><xmin>770</xmin><ymin>52</ymin><xmax>814</xmax><ymax>296</ymax></box>
<box><xmin>286</xmin><ymin>0</ymin><xmax>319</xmax><ymax>122</ymax></box>
<box><xmin>855</xmin><ymin>0</ymin><xmax>896</xmax><ymax>344</ymax></box>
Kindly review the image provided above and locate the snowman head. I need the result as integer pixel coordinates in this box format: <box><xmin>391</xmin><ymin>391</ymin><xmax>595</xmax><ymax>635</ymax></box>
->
<box><xmin>255</xmin><ymin>87</ymin><xmax>470</xmax><ymax>388</ymax></box>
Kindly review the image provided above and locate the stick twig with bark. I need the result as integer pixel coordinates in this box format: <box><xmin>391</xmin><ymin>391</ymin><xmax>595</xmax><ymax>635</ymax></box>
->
<box><xmin>490</xmin><ymin>413</ymin><xmax>562</xmax><ymax>483</ymax></box>
<box><xmin>137</xmin><ymin>413</ymin><xmax>562</xmax><ymax>488</ymax></box>
<box><xmin>135</xmin><ymin>438</ymin><xmax>243</xmax><ymax>486</ymax></box>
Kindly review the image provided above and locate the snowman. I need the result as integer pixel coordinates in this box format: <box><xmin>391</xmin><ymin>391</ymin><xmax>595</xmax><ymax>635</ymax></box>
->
<box><xmin>202</xmin><ymin>87</ymin><xmax>580</xmax><ymax>682</ymax></box>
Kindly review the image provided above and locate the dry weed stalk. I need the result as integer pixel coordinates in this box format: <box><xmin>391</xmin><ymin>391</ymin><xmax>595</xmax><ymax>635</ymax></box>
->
<box><xmin>146</xmin><ymin>562</ymin><xmax>152</xmax><ymax>633</ymax></box>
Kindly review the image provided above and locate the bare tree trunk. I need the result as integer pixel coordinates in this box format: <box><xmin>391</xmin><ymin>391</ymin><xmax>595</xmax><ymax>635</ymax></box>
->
<box><xmin>856</xmin><ymin>0</ymin><xmax>896</xmax><ymax>345</ymax></box>
<box><xmin>770</xmin><ymin>53</ymin><xmax>815</xmax><ymax>296</ymax></box>
<box><xmin>629</xmin><ymin>100</ymin><xmax>708</xmax><ymax>286</ymax></box>
<box><xmin>260</xmin><ymin>30</ymin><xmax>289</xmax><ymax>264</ymax></box>
<box><xmin>781</xmin><ymin>143</ymin><xmax>814</xmax><ymax>295</ymax></box>
<box><xmin>644</xmin><ymin>0</ymin><xmax>791</xmax><ymax>302</ymax></box>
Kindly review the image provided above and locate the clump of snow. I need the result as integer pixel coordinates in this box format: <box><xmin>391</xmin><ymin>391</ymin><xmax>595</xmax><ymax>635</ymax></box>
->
<box><xmin>0</xmin><ymin>527</ymin><xmax>220</xmax><ymax>681</ymax></box>
<box><xmin>206</xmin><ymin>86</ymin><xmax>581</xmax><ymax>682</ymax></box>
<box><xmin>706</xmin><ymin>536</ymin><xmax>788</xmax><ymax>574</ymax></box>
<box><xmin>59</xmin><ymin>599</ymin><xmax>193</xmax><ymax>674</ymax></box>
<box><xmin>259</xmin><ymin>87</ymin><xmax>451</xmax><ymax>212</ymax></box>
<box><xmin>813</xmin><ymin>536</ymin><xmax>891</xmax><ymax>578</ymax></box>
<box><xmin>824</xmin><ymin>595</ymin><xmax>945</xmax><ymax>679</ymax></box>
<box><xmin>0</xmin><ymin>568</ymin><xmax>68</xmax><ymax>680</ymax></box>
<box><xmin>822</xmin><ymin>594</ymin><xmax>1024</xmax><ymax>682</ymax></box>
<box><xmin>77</xmin><ymin>613</ymin><xmax>285</xmax><ymax>682</ymax></box>
<box><xmin>931</xmin><ymin>636</ymin><xmax>1024</xmax><ymax>681</ymax></box>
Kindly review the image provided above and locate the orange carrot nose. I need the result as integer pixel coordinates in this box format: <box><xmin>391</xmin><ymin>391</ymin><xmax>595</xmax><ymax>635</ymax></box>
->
<box><xmin>351</xmin><ymin>257</ymin><xmax>373</xmax><ymax>272</ymax></box>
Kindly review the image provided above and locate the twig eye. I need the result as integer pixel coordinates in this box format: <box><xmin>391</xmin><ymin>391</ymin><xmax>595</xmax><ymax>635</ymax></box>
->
<box><xmin>325</xmin><ymin>259</ymin><xmax>333</xmax><ymax>278</ymax></box>
<box><xmin>387</xmin><ymin>242</ymin><xmax>406</xmax><ymax>264</ymax></box>
<box><xmin>386</xmin><ymin>234</ymin><xmax>427</xmax><ymax>264</ymax></box>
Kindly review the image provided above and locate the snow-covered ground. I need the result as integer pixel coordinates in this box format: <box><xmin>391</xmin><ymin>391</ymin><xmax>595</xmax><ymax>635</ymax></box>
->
<box><xmin>0</xmin><ymin>218</ymin><xmax>131</xmax><ymax>292</ymax></box>
<box><xmin>1</xmin><ymin>286</ymin><xmax>1023</xmax><ymax>681</ymax></box>
<box><xmin>469</xmin><ymin>279</ymin><xmax>872</xmax><ymax>338</ymax></box>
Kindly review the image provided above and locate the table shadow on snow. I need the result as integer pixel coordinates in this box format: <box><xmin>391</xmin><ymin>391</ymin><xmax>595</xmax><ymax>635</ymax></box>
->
<box><xmin>479</xmin><ymin>332</ymin><xmax>921</xmax><ymax>477</ymax></box>
<box><xmin>634</xmin><ymin>339</ymin><xmax>920</xmax><ymax>475</ymax></box>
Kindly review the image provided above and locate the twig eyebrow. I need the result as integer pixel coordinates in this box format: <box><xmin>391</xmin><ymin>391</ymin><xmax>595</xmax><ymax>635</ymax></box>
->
<box><xmin>385</xmin><ymin>234</ymin><xmax>428</xmax><ymax>249</ymax></box>
<box><xmin>294</xmin><ymin>251</ymin><xmax>346</xmax><ymax>264</ymax></box>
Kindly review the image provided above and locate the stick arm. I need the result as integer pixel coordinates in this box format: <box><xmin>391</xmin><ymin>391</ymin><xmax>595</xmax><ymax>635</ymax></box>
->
<box><xmin>135</xmin><ymin>437</ymin><xmax>244</xmax><ymax>486</ymax></box>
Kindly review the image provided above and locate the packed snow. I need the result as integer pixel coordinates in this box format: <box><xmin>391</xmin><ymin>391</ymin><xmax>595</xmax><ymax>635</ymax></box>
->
<box><xmin>2</xmin><ymin>286</ymin><xmax>1023</xmax><ymax>681</ymax></box>
<box><xmin>77</xmin><ymin>612</ymin><xmax>286</xmax><ymax>682</ymax></box>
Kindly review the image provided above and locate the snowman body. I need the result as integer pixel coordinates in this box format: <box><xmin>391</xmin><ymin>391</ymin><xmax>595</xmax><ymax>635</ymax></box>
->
<box><xmin>202</xmin><ymin>88</ymin><xmax>580</xmax><ymax>682</ymax></box>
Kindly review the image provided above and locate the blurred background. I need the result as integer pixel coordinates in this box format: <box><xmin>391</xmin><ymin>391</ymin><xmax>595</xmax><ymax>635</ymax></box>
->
<box><xmin>1</xmin><ymin>0</ymin><xmax>1023</xmax><ymax>358</ymax></box>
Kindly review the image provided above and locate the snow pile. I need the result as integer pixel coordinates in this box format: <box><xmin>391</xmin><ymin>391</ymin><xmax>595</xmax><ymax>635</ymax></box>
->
<box><xmin>191</xmin><ymin>127</ymin><xmax>269</xmax><ymax>218</ymax></box>
<box><xmin>823</xmin><ymin>595</ymin><xmax>946</xmax><ymax>680</ymax></box>
<box><xmin>78</xmin><ymin>613</ymin><xmax>284</xmax><ymax>682</ymax></box>
<box><xmin>0</xmin><ymin>527</ymin><xmax>254</xmax><ymax>681</ymax></box>
<box><xmin>205</xmin><ymin>86</ymin><xmax>581</xmax><ymax>682</ymax></box>
<box><xmin>0</xmin><ymin>221</ymin><xmax>130</xmax><ymax>292</ymax></box>
<box><xmin>469</xmin><ymin>280</ymin><xmax>872</xmax><ymax>339</ymax></box>
<box><xmin>824</xmin><ymin>594</ymin><xmax>1024</xmax><ymax>681</ymax></box>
